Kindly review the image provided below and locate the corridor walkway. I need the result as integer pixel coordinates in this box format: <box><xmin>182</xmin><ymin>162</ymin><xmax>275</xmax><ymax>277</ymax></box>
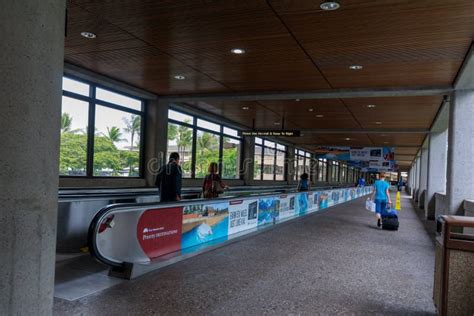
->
<box><xmin>54</xmin><ymin>192</ymin><xmax>436</xmax><ymax>315</ymax></box>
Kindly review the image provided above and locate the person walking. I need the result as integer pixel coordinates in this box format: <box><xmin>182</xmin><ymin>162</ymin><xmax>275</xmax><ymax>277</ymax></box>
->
<box><xmin>371</xmin><ymin>173</ymin><xmax>392</xmax><ymax>227</ymax></box>
<box><xmin>202</xmin><ymin>162</ymin><xmax>228</xmax><ymax>199</ymax></box>
<box><xmin>155</xmin><ymin>152</ymin><xmax>182</xmax><ymax>202</ymax></box>
<box><xmin>297</xmin><ymin>172</ymin><xmax>310</xmax><ymax>192</ymax></box>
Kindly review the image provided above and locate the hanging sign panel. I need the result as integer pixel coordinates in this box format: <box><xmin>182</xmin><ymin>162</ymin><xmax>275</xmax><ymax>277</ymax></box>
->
<box><xmin>239</xmin><ymin>130</ymin><xmax>301</xmax><ymax>137</ymax></box>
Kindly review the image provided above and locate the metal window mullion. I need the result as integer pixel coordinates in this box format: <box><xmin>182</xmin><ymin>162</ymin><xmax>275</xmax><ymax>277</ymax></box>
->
<box><xmin>191</xmin><ymin>117</ymin><xmax>197</xmax><ymax>178</ymax></box>
<box><xmin>86</xmin><ymin>86</ymin><xmax>96</xmax><ymax>177</ymax></box>
<box><xmin>218</xmin><ymin>133</ymin><xmax>224</xmax><ymax>176</ymax></box>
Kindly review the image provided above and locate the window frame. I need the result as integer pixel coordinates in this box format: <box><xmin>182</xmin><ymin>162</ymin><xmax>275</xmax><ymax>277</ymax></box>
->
<box><xmin>254</xmin><ymin>139</ymin><xmax>287</xmax><ymax>181</ymax></box>
<box><xmin>167</xmin><ymin>108</ymin><xmax>243</xmax><ymax>180</ymax></box>
<box><xmin>60</xmin><ymin>75</ymin><xmax>146</xmax><ymax>179</ymax></box>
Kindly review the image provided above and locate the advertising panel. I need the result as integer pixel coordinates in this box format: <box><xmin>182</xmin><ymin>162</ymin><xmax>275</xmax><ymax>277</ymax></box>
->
<box><xmin>279</xmin><ymin>194</ymin><xmax>296</xmax><ymax>220</ymax></box>
<box><xmin>136</xmin><ymin>207</ymin><xmax>183</xmax><ymax>259</ymax></box>
<box><xmin>295</xmin><ymin>192</ymin><xmax>310</xmax><ymax>215</ymax></box>
<box><xmin>181</xmin><ymin>202</ymin><xmax>229</xmax><ymax>249</ymax></box>
<box><xmin>228</xmin><ymin>199</ymin><xmax>258</xmax><ymax>235</ymax></box>
<box><xmin>310</xmin><ymin>191</ymin><xmax>320</xmax><ymax>213</ymax></box>
<box><xmin>258</xmin><ymin>197</ymin><xmax>280</xmax><ymax>226</ymax></box>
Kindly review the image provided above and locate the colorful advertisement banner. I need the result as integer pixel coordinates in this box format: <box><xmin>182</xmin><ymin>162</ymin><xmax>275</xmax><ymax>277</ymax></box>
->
<box><xmin>228</xmin><ymin>199</ymin><xmax>258</xmax><ymax>235</ymax></box>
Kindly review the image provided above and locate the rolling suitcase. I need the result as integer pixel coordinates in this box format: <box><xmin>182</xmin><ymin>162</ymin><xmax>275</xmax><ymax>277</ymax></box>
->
<box><xmin>381</xmin><ymin>208</ymin><xmax>399</xmax><ymax>231</ymax></box>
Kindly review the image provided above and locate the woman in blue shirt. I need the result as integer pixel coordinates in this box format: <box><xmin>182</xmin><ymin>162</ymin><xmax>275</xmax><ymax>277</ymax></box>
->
<box><xmin>297</xmin><ymin>173</ymin><xmax>310</xmax><ymax>192</ymax></box>
<box><xmin>371</xmin><ymin>173</ymin><xmax>392</xmax><ymax>227</ymax></box>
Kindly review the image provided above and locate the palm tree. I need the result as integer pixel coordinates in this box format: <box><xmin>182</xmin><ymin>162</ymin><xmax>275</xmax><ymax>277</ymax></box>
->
<box><xmin>177</xmin><ymin>124</ymin><xmax>193</xmax><ymax>161</ymax></box>
<box><xmin>123</xmin><ymin>115</ymin><xmax>141</xmax><ymax>151</ymax></box>
<box><xmin>104</xmin><ymin>126</ymin><xmax>126</xmax><ymax>144</ymax></box>
<box><xmin>61</xmin><ymin>113</ymin><xmax>73</xmax><ymax>133</ymax></box>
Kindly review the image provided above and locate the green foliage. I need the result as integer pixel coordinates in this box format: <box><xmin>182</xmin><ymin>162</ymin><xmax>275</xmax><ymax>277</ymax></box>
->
<box><xmin>59</xmin><ymin>133</ymin><xmax>88</xmax><ymax>175</ymax></box>
<box><xmin>104</xmin><ymin>126</ymin><xmax>126</xmax><ymax>143</ymax></box>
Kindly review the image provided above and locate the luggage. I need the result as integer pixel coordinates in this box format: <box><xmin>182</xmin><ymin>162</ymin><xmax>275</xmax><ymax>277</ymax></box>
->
<box><xmin>381</xmin><ymin>208</ymin><xmax>399</xmax><ymax>231</ymax></box>
<box><xmin>365</xmin><ymin>198</ymin><xmax>376</xmax><ymax>212</ymax></box>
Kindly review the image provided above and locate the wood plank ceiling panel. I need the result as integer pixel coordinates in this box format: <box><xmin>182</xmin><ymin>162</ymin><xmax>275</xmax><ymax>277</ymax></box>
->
<box><xmin>271</xmin><ymin>0</ymin><xmax>474</xmax><ymax>88</ymax></box>
<box><xmin>344</xmin><ymin>96</ymin><xmax>443</xmax><ymax>129</ymax></box>
<box><xmin>67</xmin><ymin>0</ymin><xmax>331</xmax><ymax>93</ymax></box>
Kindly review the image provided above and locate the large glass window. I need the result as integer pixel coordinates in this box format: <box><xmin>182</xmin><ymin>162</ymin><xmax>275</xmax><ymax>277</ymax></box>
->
<box><xmin>294</xmin><ymin>149</ymin><xmax>312</xmax><ymax>180</ymax></box>
<box><xmin>60</xmin><ymin>77</ymin><xmax>145</xmax><ymax>177</ymax></box>
<box><xmin>167</xmin><ymin>109</ymin><xmax>242</xmax><ymax>179</ymax></box>
<box><xmin>167</xmin><ymin>122</ymin><xmax>193</xmax><ymax>177</ymax></box>
<box><xmin>254</xmin><ymin>140</ymin><xmax>287</xmax><ymax>181</ymax></box>
<box><xmin>317</xmin><ymin>159</ymin><xmax>327</xmax><ymax>182</ymax></box>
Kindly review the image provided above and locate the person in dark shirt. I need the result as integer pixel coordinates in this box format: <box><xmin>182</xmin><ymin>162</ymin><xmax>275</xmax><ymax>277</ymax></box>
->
<box><xmin>155</xmin><ymin>152</ymin><xmax>182</xmax><ymax>202</ymax></box>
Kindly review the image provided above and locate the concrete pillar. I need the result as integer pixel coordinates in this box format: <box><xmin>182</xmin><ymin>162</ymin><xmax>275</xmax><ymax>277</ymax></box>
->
<box><xmin>242</xmin><ymin>136</ymin><xmax>255</xmax><ymax>185</ymax></box>
<box><xmin>0</xmin><ymin>1</ymin><xmax>66</xmax><ymax>314</ymax></box>
<box><xmin>413</xmin><ymin>157</ymin><xmax>420</xmax><ymax>201</ymax></box>
<box><xmin>286</xmin><ymin>145</ymin><xmax>296</xmax><ymax>184</ymax></box>
<box><xmin>425</xmin><ymin>130</ymin><xmax>448</xmax><ymax>219</ymax></box>
<box><xmin>145</xmin><ymin>100</ymin><xmax>169</xmax><ymax>186</ymax></box>
<box><xmin>446</xmin><ymin>90</ymin><xmax>474</xmax><ymax>215</ymax></box>
<box><xmin>418</xmin><ymin>148</ymin><xmax>429</xmax><ymax>208</ymax></box>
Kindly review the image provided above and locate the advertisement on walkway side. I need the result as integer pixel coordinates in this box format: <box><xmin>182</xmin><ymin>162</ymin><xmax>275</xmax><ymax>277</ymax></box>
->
<box><xmin>228</xmin><ymin>199</ymin><xmax>258</xmax><ymax>235</ymax></box>
<box><xmin>258</xmin><ymin>197</ymin><xmax>280</xmax><ymax>226</ymax></box>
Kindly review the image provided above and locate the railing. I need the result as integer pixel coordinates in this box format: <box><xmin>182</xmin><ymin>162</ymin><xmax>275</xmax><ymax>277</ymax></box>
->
<box><xmin>88</xmin><ymin>186</ymin><xmax>373</xmax><ymax>278</ymax></box>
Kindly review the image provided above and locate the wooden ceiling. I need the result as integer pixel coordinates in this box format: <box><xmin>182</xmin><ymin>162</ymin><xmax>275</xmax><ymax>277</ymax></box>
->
<box><xmin>65</xmin><ymin>0</ymin><xmax>474</xmax><ymax>166</ymax></box>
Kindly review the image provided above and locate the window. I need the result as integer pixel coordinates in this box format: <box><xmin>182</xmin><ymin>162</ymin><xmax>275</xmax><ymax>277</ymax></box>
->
<box><xmin>167</xmin><ymin>109</ymin><xmax>242</xmax><ymax>179</ymax></box>
<box><xmin>317</xmin><ymin>159</ymin><xmax>328</xmax><ymax>182</ymax></box>
<box><xmin>294</xmin><ymin>149</ymin><xmax>312</xmax><ymax>180</ymax></box>
<box><xmin>60</xmin><ymin>77</ymin><xmax>145</xmax><ymax>177</ymax></box>
<box><xmin>330</xmin><ymin>161</ymin><xmax>340</xmax><ymax>182</ymax></box>
<box><xmin>167</xmin><ymin>122</ymin><xmax>193</xmax><ymax>177</ymax></box>
<box><xmin>254</xmin><ymin>140</ymin><xmax>287</xmax><ymax>181</ymax></box>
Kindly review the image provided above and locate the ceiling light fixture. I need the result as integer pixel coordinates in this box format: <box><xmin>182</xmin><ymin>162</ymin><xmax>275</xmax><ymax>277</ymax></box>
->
<box><xmin>375</xmin><ymin>121</ymin><xmax>383</xmax><ymax>125</ymax></box>
<box><xmin>316</xmin><ymin>114</ymin><xmax>325</xmax><ymax>118</ymax></box>
<box><xmin>345</xmin><ymin>137</ymin><xmax>351</xmax><ymax>141</ymax></box>
<box><xmin>349</xmin><ymin>65</ymin><xmax>363</xmax><ymax>70</ymax></box>
<box><xmin>274</xmin><ymin>122</ymin><xmax>281</xmax><ymax>126</ymax></box>
<box><xmin>367</xmin><ymin>104</ymin><xmax>376</xmax><ymax>108</ymax></box>
<box><xmin>173</xmin><ymin>75</ymin><xmax>186</xmax><ymax>80</ymax></box>
<box><xmin>242</xmin><ymin>106</ymin><xmax>250</xmax><ymax>110</ymax></box>
<box><xmin>80</xmin><ymin>31</ymin><xmax>96</xmax><ymax>39</ymax></box>
<box><xmin>320</xmin><ymin>1</ymin><xmax>341</xmax><ymax>11</ymax></box>
<box><xmin>308</xmin><ymin>108</ymin><xmax>314</xmax><ymax>112</ymax></box>
<box><xmin>295</xmin><ymin>99</ymin><xmax>301</xmax><ymax>102</ymax></box>
<box><xmin>231</xmin><ymin>48</ymin><xmax>246</xmax><ymax>54</ymax></box>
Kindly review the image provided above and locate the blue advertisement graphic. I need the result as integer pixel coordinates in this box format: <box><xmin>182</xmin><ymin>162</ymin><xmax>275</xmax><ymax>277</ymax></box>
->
<box><xmin>296</xmin><ymin>193</ymin><xmax>309</xmax><ymax>215</ymax></box>
<box><xmin>258</xmin><ymin>198</ymin><xmax>280</xmax><ymax>226</ymax></box>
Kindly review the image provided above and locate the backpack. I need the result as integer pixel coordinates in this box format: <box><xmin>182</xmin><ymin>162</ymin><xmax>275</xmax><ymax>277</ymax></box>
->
<box><xmin>203</xmin><ymin>174</ymin><xmax>223</xmax><ymax>198</ymax></box>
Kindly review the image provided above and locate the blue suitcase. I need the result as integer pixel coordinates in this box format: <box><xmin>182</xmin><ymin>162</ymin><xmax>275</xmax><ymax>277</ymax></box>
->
<box><xmin>381</xmin><ymin>208</ymin><xmax>399</xmax><ymax>231</ymax></box>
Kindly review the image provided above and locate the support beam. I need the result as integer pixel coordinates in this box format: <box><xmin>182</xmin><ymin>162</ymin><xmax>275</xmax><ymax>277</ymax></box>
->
<box><xmin>299</xmin><ymin>128</ymin><xmax>429</xmax><ymax>134</ymax></box>
<box><xmin>454</xmin><ymin>44</ymin><xmax>474</xmax><ymax>90</ymax></box>
<box><xmin>160</xmin><ymin>86</ymin><xmax>453</xmax><ymax>102</ymax></box>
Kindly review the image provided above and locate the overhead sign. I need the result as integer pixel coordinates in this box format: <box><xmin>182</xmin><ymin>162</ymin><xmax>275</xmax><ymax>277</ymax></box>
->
<box><xmin>240</xmin><ymin>130</ymin><xmax>301</xmax><ymax>137</ymax></box>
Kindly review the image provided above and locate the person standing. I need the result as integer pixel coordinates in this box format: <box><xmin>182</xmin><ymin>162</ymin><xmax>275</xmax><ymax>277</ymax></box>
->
<box><xmin>358</xmin><ymin>176</ymin><xmax>366</xmax><ymax>187</ymax></box>
<box><xmin>155</xmin><ymin>152</ymin><xmax>182</xmax><ymax>202</ymax></box>
<box><xmin>297</xmin><ymin>173</ymin><xmax>310</xmax><ymax>192</ymax></box>
<box><xmin>202</xmin><ymin>162</ymin><xmax>228</xmax><ymax>199</ymax></box>
<box><xmin>371</xmin><ymin>173</ymin><xmax>392</xmax><ymax>227</ymax></box>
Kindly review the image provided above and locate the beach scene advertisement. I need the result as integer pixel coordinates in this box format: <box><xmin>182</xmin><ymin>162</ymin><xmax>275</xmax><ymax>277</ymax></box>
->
<box><xmin>258</xmin><ymin>198</ymin><xmax>280</xmax><ymax>226</ymax></box>
<box><xmin>228</xmin><ymin>199</ymin><xmax>258</xmax><ymax>235</ymax></box>
<box><xmin>181</xmin><ymin>202</ymin><xmax>229</xmax><ymax>249</ymax></box>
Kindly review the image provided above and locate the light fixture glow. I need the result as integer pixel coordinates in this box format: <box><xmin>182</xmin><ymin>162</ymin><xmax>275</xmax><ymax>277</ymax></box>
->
<box><xmin>295</xmin><ymin>98</ymin><xmax>301</xmax><ymax>102</ymax></box>
<box><xmin>173</xmin><ymin>75</ymin><xmax>186</xmax><ymax>80</ymax></box>
<box><xmin>375</xmin><ymin>121</ymin><xmax>382</xmax><ymax>125</ymax></box>
<box><xmin>345</xmin><ymin>137</ymin><xmax>351</xmax><ymax>141</ymax></box>
<box><xmin>80</xmin><ymin>31</ymin><xmax>96</xmax><ymax>39</ymax></box>
<box><xmin>308</xmin><ymin>108</ymin><xmax>314</xmax><ymax>112</ymax></box>
<box><xmin>349</xmin><ymin>65</ymin><xmax>363</xmax><ymax>70</ymax></box>
<box><xmin>367</xmin><ymin>104</ymin><xmax>376</xmax><ymax>108</ymax></box>
<box><xmin>320</xmin><ymin>1</ymin><xmax>340</xmax><ymax>11</ymax></box>
<box><xmin>242</xmin><ymin>106</ymin><xmax>250</xmax><ymax>110</ymax></box>
<box><xmin>316</xmin><ymin>114</ymin><xmax>325</xmax><ymax>118</ymax></box>
<box><xmin>274</xmin><ymin>122</ymin><xmax>281</xmax><ymax>126</ymax></box>
<box><xmin>231</xmin><ymin>48</ymin><xmax>246</xmax><ymax>54</ymax></box>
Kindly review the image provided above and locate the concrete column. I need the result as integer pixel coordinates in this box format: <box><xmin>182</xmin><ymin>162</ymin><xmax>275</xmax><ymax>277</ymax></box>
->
<box><xmin>242</xmin><ymin>136</ymin><xmax>255</xmax><ymax>185</ymax></box>
<box><xmin>413</xmin><ymin>157</ymin><xmax>420</xmax><ymax>201</ymax></box>
<box><xmin>418</xmin><ymin>148</ymin><xmax>429</xmax><ymax>208</ymax></box>
<box><xmin>446</xmin><ymin>90</ymin><xmax>474</xmax><ymax>215</ymax></box>
<box><xmin>0</xmin><ymin>1</ymin><xmax>65</xmax><ymax>314</ymax></box>
<box><xmin>425</xmin><ymin>130</ymin><xmax>448</xmax><ymax>219</ymax></box>
<box><xmin>145</xmin><ymin>100</ymin><xmax>168</xmax><ymax>186</ymax></box>
<box><xmin>286</xmin><ymin>145</ymin><xmax>296</xmax><ymax>184</ymax></box>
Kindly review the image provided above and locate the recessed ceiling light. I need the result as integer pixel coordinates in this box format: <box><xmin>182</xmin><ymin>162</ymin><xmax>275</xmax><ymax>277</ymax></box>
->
<box><xmin>173</xmin><ymin>75</ymin><xmax>186</xmax><ymax>80</ymax></box>
<box><xmin>231</xmin><ymin>48</ymin><xmax>246</xmax><ymax>54</ymax></box>
<box><xmin>295</xmin><ymin>99</ymin><xmax>301</xmax><ymax>102</ymax></box>
<box><xmin>349</xmin><ymin>65</ymin><xmax>363</xmax><ymax>70</ymax></box>
<box><xmin>316</xmin><ymin>114</ymin><xmax>325</xmax><ymax>118</ymax></box>
<box><xmin>375</xmin><ymin>121</ymin><xmax>383</xmax><ymax>125</ymax></box>
<box><xmin>345</xmin><ymin>137</ymin><xmax>351</xmax><ymax>141</ymax></box>
<box><xmin>80</xmin><ymin>31</ymin><xmax>96</xmax><ymax>39</ymax></box>
<box><xmin>274</xmin><ymin>122</ymin><xmax>281</xmax><ymax>126</ymax></box>
<box><xmin>308</xmin><ymin>108</ymin><xmax>314</xmax><ymax>112</ymax></box>
<box><xmin>367</xmin><ymin>104</ymin><xmax>376</xmax><ymax>108</ymax></box>
<box><xmin>320</xmin><ymin>1</ymin><xmax>340</xmax><ymax>11</ymax></box>
<box><xmin>242</xmin><ymin>106</ymin><xmax>250</xmax><ymax>110</ymax></box>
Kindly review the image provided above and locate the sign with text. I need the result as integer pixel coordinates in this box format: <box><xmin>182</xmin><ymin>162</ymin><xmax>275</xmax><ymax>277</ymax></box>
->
<box><xmin>240</xmin><ymin>130</ymin><xmax>301</xmax><ymax>137</ymax></box>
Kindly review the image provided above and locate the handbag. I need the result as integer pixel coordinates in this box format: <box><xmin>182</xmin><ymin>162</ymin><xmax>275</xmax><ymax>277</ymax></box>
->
<box><xmin>365</xmin><ymin>198</ymin><xmax>376</xmax><ymax>212</ymax></box>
